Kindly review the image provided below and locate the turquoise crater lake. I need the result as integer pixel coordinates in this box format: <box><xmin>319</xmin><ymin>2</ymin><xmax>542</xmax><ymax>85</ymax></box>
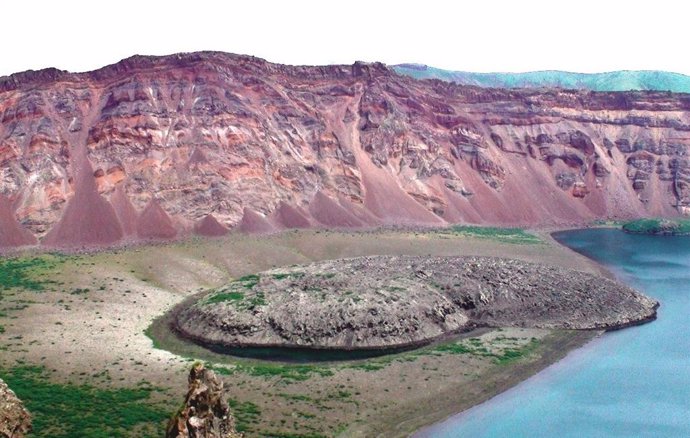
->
<box><xmin>416</xmin><ymin>229</ymin><xmax>690</xmax><ymax>437</ymax></box>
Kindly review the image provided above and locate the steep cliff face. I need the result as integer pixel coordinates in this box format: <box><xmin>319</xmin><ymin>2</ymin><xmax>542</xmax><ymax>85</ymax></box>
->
<box><xmin>1</xmin><ymin>52</ymin><xmax>689</xmax><ymax>248</ymax></box>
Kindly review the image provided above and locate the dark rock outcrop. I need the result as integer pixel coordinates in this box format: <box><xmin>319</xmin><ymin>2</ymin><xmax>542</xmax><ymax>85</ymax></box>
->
<box><xmin>176</xmin><ymin>256</ymin><xmax>658</xmax><ymax>351</ymax></box>
<box><xmin>166</xmin><ymin>363</ymin><xmax>243</xmax><ymax>438</ymax></box>
<box><xmin>0</xmin><ymin>378</ymin><xmax>32</xmax><ymax>438</ymax></box>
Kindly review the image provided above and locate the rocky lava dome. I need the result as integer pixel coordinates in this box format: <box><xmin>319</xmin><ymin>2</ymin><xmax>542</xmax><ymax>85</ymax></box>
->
<box><xmin>175</xmin><ymin>256</ymin><xmax>659</xmax><ymax>351</ymax></box>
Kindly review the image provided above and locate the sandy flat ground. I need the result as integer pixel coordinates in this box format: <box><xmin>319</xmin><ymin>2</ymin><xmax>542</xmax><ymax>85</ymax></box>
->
<box><xmin>0</xmin><ymin>228</ymin><xmax>606</xmax><ymax>436</ymax></box>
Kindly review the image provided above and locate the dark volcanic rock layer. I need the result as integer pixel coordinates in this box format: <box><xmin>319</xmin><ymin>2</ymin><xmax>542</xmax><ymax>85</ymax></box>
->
<box><xmin>175</xmin><ymin>256</ymin><xmax>658</xmax><ymax>350</ymax></box>
<box><xmin>2</xmin><ymin>51</ymin><xmax>690</xmax><ymax>248</ymax></box>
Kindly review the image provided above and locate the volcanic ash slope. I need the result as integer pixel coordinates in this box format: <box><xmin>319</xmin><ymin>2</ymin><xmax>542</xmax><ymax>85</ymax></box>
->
<box><xmin>175</xmin><ymin>256</ymin><xmax>659</xmax><ymax>350</ymax></box>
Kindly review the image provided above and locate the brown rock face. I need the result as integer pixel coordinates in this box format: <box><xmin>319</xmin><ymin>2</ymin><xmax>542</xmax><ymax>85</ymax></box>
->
<box><xmin>166</xmin><ymin>363</ymin><xmax>243</xmax><ymax>438</ymax></box>
<box><xmin>2</xmin><ymin>51</ymin><xmax>690</xmax><ymax>248</ymax></box>
<box><xmin>0</xmin><ymin>378</ymin><xmax>32</xmax><ymax>438</ymax></box>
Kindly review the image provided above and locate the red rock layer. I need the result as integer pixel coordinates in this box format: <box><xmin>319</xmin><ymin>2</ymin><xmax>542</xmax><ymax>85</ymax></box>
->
<box><xmin>0</xmin><ymin>195</ymin><xmax>37</xmax><ymax>247</ymax></box>
<box><xmin>336</xmin><ymin>195</ymin><xmax>381</xmax><ymax>226</ymax></box>
<box><xmin>194</xmin><ymin>214</ymin><xmax>229</xmax><ymax>237</ymax></box>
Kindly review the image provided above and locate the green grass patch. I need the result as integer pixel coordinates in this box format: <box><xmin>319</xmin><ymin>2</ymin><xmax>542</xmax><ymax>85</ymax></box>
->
<box><xmin>428</xmin><ymin>337</ymin><xmax>540</xmax><ymax>365</ymax></box>
<box><xmin>248</xmin><ymin>292</ymin><xmax>266</xmax><ymax>307</ymax></box>
<box><xmin>271</xmin><ymin>272</ymin><xmax>305</xmax><ymax>280</ymax></box>
<box><xmin>0</xmin><ymin>256</ymin><xmax>64</xmax><ymax>291</ymax></box>
<box><xmin>622</xmin><ymin>218</ymin><xmax>690</xmax><ymax>235</ymax></box>
<box><xmin>346</xmin><ymin>362</ymin><xmax>387</xmax><ymax>372</ymax></box>
<box><xmin>591</xmin><ymin>219</ymin><xmax>625</xmax><ymax>227</ymax></box>
<box><xmin>0</xmin><ymin>365</ymin><xmax>169</xmax><ymax>438</ymax></box>
<box><xmin>143</xmin><ymin>326</ymin><xmax>162</xmax><ymax>350</ymax></box>
<box><xmin>494</xmin><ymin>347</ymin><xmax>532</xmax><ymax>365</ymax></box>
<box><xmin>209</xmin><ymin>362</ymin><xmax>333</xmax><ymax>382</ymax></box>
<box><xmin>205</xmin><ymin>291</ymin><xmax>245</xmax><ymax>304</ymax></box>
<box><xmin>444</xmin><ymin>225</ymin><xmax>541</xmax><ymax>244</ymax></box>
<box><xmin>237</xmin><ymin>274</ymin><xmax>260</xmax><ymax>289</ymax></box>
<box><xmin>227</xmin><ymin>399</ymin><xmax>261</xmax><ymax>432</ymax></box>
<box><xmin>431</xmin><ymin>342</ymin><xmax>473</xmax><ymax>354</ymax></box>
<box><xmin>239</xmin><ymin>363</ymin><xmax>334</xmax><ymax>382</ymax></box>
<box><xmin>203</xmin><ymin>273</ymin><xmax>267</xmax><ymax>308</ymax></box>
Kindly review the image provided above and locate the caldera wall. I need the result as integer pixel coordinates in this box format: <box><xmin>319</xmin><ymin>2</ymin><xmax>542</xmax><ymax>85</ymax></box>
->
<box><xmin>1</xmin><ymin>52</ymin><xmax>690</xmax><ymax>248</ymax></box>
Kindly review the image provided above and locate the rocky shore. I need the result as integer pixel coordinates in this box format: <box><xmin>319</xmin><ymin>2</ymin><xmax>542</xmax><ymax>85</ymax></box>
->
<box><xmin>622</xmin><ymin>218</ymin><xmax>690</xmax><ymax>236</ymax></box>
<box><xmin>175</xmin><ymin>256</ymin><xmax>658</xmax><ymax>351</ymax></box>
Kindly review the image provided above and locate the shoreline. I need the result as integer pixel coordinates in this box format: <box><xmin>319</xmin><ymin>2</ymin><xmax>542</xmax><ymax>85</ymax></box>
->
<box><xmin>411</xmin><ymin>330</ymin><xmax>605</xmax><ymax>438</ymax></box>
<box><xmin>385</xmin><ymin>227</ymin><xmax>611</xmax><ymax>437</ymax></box>
<box><xmin>354</xmin><ymin>330</ymin><xmax>601</xmax><ymax>438</ymax></box>
<box><xmin>397</xmin><ymin>227</ymin><xmax>641</xmax><ymax>437</ymax></box>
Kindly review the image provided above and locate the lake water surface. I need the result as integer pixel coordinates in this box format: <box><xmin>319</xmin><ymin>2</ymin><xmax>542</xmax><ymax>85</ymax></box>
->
<box><xmin>417</xmin><ymin>229</ymin><xmax>690</xmax><ymax>438</ymax></box>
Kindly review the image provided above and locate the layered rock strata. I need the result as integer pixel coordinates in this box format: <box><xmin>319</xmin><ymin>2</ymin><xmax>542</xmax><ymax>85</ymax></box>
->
<box><xmin>2</xmin><ymin>52</ymin><xmax>690</xmax><ymax>248</ymax></box>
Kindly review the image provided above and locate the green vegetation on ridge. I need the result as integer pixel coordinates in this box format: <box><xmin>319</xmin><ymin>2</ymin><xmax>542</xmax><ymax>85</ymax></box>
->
<box><xmin>622</xmin><ymin>218</ymin><xmax>690</xmax><ymax>235</ymax></box>
<box><xmin>203</xmin><ymin>274</ymin><xmax>266</xmax><ymax>308</ymax></box>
